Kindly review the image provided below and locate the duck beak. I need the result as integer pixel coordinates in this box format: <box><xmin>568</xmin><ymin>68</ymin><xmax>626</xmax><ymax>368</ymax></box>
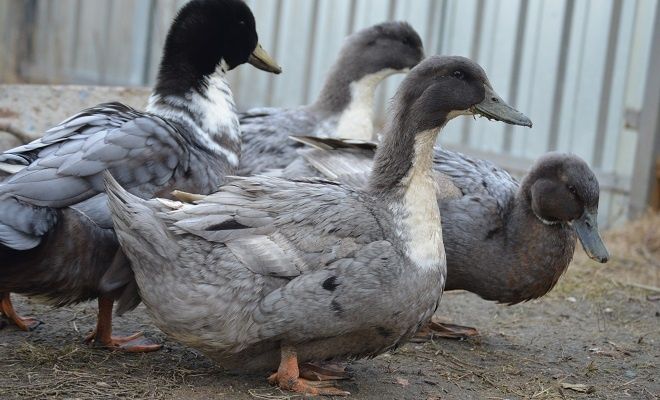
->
<box><xmin>248</xmin><ymin>43</ymin><xmax>282</xmax><ymax>74</ymax></box>
<box><xmin>473</xmin><ymin>84</ymin><xmax>532</xmax><ymax>127</ymax></box>
<box><xmin>572</xmin><ymin>208</ymin><xmax>609</xmax><ymax>263</ymax></box>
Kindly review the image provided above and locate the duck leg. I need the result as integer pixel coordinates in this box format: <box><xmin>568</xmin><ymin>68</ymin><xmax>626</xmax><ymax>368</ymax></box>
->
<box><xmin>412</xmin><ymin>316</ymin><xmax>479</xmax><ymax>341</ymax></box>
<box><xmin>0</xmin><ymin>292</ymin><xmax>42</xmax><ymax>331</ymax></box>
<box><xmin>268</xmin><ymin>345</ymin><xmax>350</xmax><ymax>396</ymax></box>
<box><xmin>84</xmin><ymin>296</ymin><xmax>161</xmax><ymax>352</ymax></box>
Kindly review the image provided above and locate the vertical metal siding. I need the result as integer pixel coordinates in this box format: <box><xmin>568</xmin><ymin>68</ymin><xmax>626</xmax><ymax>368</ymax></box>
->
<box><xmin>0</xmin><ymin>0</ymin><xmax>657</xmax><ymax>227</ymax></box>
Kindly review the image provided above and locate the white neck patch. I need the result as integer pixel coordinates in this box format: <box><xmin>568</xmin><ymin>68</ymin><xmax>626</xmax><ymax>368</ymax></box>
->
<box><xmin>393</xmin><ymin>129</ymin><xmax>446</xmax><ymax>274</ymax></box>
<box><xmin>146</xmin><ymin>61</ymin><xmax>240</xmax><ymax>167</ymax></box>
<box><xmin>334</xmin><ymin>68</ymin><xmax>406</xmax><ymax>141</ymax></box>
<box><xmin>535</xmin><ymin>213</ymin><xmax>561</xmax><ymax>226</ymax></box>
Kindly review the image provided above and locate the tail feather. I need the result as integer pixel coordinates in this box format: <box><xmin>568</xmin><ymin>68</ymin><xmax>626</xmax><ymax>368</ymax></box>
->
<box><xmin>291</xmin><ymin>137</ymin><xmax>374</xmax><ymax>188</ymax></box>
<box><xmin>103</xmin><ymin>171</ymin><xmax>179</xmax><ymax>268</ymax></box>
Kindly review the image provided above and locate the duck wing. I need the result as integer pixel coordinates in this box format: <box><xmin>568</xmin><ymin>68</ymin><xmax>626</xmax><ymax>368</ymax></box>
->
<box><xmin>290</xmin><ymin>136</ymin><xmax>519</xmax><ymax>215</ymax></box>
<box><xmin>237</xmin><ymin>108</ymin><xmax>319</xmax><ymax>176</ymax></box>
<box><xmin>165</xmin><ymin>176</ymin><xmax>385</xmax><ymax>279</ymax></box>
<box><xmin>0</xmin><ymin>102</ymin><xmax>189</xmax><ymax>249</ymax></box>
<box><xmin>431</xmin><ymin>149</ymin><xmax>519</xmax><ymax>220</ymax></box>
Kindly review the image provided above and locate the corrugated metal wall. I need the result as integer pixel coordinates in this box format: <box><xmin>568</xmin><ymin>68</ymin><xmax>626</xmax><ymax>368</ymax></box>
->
<box><xmin>0</xmin><ymin>0</ymin><xmax>658</xmax><ymax>227</ymax></box>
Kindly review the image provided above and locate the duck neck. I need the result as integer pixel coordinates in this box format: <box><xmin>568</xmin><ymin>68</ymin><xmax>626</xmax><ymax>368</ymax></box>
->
<box><xmin>370</xmin><ymin>125</ymin><xmax>445</xmax><ymax>274</ymax></box>
<box><xmin>311</xmin><ymin>68</ymin><xmax>400</xmax><ymax>140</ymax></box>
<box><xmin>147</xmin><ymin>61</ymin><xmax>241</xmax><ymax>168</ymax></box>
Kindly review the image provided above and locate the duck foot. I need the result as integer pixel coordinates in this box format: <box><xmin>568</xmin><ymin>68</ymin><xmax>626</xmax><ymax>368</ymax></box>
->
<box><xmin>300</xmin><ymin>361</ymin><xmax>353</xmax><ymax>381</ymax></box>
<box><xmin>411</xmin><ymin>316</ymin><xmax>479</xmax><ymax>341</ymax></box>
<box><xmin>0</xmin><ymin>292</ymin><xmax>42</xmax><ymax>331</ymax></box>
<box><xmin>84</xmin><ymin>297</ymin><xmax>161</xmax><ymax>352</ymax></box>
<box><xmin>268</xmin><ymin>345</ymin><xmax>351</xmax><ymax>396</ymax></box>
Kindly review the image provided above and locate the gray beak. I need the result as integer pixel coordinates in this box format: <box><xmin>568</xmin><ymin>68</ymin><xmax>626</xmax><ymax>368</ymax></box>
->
<box><xmin>573</xmin><ymin>209</ymin><xmax>609</xmax><ymax>263</ymax></box>
<box><xmin>473</xmin><ymin>84</ymin><xmax>533</xmax><ymax>127</ymax></box>
<box><xmin>247</xmin><ymin>43</ymin><xmax>282</xmax><ymax>74</ymax></box>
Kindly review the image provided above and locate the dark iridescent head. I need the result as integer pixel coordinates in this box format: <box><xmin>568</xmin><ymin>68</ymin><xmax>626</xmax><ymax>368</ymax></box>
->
<box><xmin>156</xmin><ymin>0</ymin><xmax>280</xmax><ymax>95</ymax></box>
<box><xmin>523</xmin><ymin>152</ymin><xmax>609</xmax><ymax>263</ymax></box>
<box><xmin>390</xmin><ymin>55</ymin><xmax>532</xmax><ymax>133</ymax></box>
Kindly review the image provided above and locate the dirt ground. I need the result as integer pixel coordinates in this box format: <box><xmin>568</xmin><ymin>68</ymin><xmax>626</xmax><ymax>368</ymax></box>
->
<box><xmin>1</xmin><ymin>214</ymin><xmax>658</xmax><ymax>400</ymax></box>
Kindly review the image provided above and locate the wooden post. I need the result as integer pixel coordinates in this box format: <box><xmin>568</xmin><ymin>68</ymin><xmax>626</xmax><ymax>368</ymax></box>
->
<box><xmin>629</xmin><ymin>2</ymin><xmax>660</xmax><ymax>217</ymax></box>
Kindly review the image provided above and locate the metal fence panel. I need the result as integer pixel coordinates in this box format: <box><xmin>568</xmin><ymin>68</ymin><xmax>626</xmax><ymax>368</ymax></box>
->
<box><xmin>0</xmin><ymin>0</ymin><xmax>657</xmax><ymax>227</ymax></box>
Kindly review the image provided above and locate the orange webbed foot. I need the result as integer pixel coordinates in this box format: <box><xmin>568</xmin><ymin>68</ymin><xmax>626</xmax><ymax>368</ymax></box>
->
<box><xmin>0</xmin><ymin>293</ymin><xmax>42</xmax><ymax>331</ymax></box>
<box><xmin>84</xmin><ymin>329</ymin><xmax>162</xmax><ymax>352</ymax></box>
<box><xmin>84</xmin><ymin>297</ymin><xmax>162</xmax><ymax>352</ymax></box>
<box><xmin>269</xmin><ymin>346</ymin><xmax>351</xmax><ymax>396</ymax></box>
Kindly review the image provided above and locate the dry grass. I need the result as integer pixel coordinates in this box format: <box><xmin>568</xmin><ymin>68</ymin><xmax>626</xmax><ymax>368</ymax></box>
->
<box><xmin>1</xmin><ymin>214</ymin><xmax>658</xmax><ymax>399</ymax></box>
<box><xmin>1</xmin><ymin>341</ymin><xmax>219</xmax><ymax>399</ymax></box>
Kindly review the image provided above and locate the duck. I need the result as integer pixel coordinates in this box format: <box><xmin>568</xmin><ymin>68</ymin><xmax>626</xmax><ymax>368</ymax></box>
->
<box><xmin>105</xmin><ymin>55</ymin><xmax>532</xmax><ymax>396</ymax></box>
<box><xmin>237</xmin><ymin>21</ymin><xmax>424</xmax><ymax>176</ymax></box>
<box><xmin>0</xmin><ymin>0</ymin><xmax>280</xmax><ymax>351</ymax></box>
<box><xmin>281</xmin><ymin>136</ymin><xmax>610</xmax><ymax>339</ymax></box>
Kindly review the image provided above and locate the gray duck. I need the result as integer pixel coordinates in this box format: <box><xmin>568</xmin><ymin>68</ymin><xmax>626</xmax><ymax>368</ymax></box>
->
<box><xmin>0</xmin><ymin>0</ymin><xmax>280</xmax><ymax>350</ymax></box>
<box><xmin>237</xmin><ymin>21</ymin><xmax>424</xmax><ymax>176</ymax></box>
<box><xmin>105</xmin><ymin>55</ymin><xmax>531</xmax><ymax>395</ymax></box>
<box><xmin>282</xmin><ymin>136</ymin><xmax>610</xmax><ymax>338</ymax></box>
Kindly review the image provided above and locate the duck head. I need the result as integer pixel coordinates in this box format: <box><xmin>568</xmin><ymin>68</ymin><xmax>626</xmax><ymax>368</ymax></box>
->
<box><xmin>156</xmin><ymin>0</ymin><xmax>280</xmax><ymax>95</ymax></box>
<box><xmin>314</xmin><ymin>22</ymin><xmax>424</xmax><ymax>116</ymax></box>
<box><xmin>391</xmin><ymin>55</ymin><xmax>532</xmax><ymax>133</ymax></box>
<box><xmin>524</xmin><ymin>153</ymin><xmax>609</xmax><ymax>263</ymax></box>
<box><xmin>371</xmin><ymin>56</ymin><xmax>532</xmax><ymax>191</ymax></box>
<box><xmin>343</xmin><ymin>21</ymin><xmax>424</xmax><ymax>76</ymax></box>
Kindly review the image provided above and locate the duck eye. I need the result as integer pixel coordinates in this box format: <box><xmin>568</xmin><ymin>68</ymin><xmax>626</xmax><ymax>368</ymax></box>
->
<box><xmin>568</xmin><ymin>185</ymin><xmax>577</xmax><ymax>195</ymax></box>
<box><xmin>453</xmin><ymin>70</ymin><xmax>465</xmax><ymax>80</ymax></box>
<box><xmin>239</xmin><ymin>20</ymin><xmax>246</xmax><ymax>25</ymax></box>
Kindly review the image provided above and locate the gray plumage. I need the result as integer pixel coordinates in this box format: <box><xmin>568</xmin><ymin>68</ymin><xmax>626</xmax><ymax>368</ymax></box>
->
<box><xmin>237</xmin><ymin>21</ymin><xmax>424</xmax><ymax>176</ymax></box>
<box><xmin>287</xmin><ymin>136</ymin><xmax>607</xmax><ymax>304</ymax></box>
<box><xmin>107</xmin><ymin>174</ymin><xmax>441</xmax><ymax>370</ymax></box>
<box><xmin>0</xmin><ymin>0</ymin><xmax>279</xmax><ymax>318</ymax></box>
<box><xmin>106</xmin><ymin>56</ymin><xmax>531</xmax><ymax>374</ymax></box>
<box><xmin>0</xmin><ymin>103</ymin><xmax>229</xmax><ymax>248</ymax></box>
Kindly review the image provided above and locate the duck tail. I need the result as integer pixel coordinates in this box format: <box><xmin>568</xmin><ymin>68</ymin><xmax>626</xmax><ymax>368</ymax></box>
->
<box><xmin>103</xmin><ymin>171</ymin><xmax>178</xmax><ymax>275</ymax></box>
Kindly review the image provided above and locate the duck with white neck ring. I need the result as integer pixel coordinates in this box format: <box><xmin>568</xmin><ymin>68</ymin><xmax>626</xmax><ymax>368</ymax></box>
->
<box><xmin>0</xmin><ymin>0</ymin><xmax>280</xmax><ymax>351</ymax></box>
<box><xmin>237</xmin><ymin>21</ymin><xmax>424</xmax><ymax>176</ymax></box>
<box><xmin>104</xmin><ymin>55</ymin><xmax>531</xmax><ymax>396</ymax></box>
